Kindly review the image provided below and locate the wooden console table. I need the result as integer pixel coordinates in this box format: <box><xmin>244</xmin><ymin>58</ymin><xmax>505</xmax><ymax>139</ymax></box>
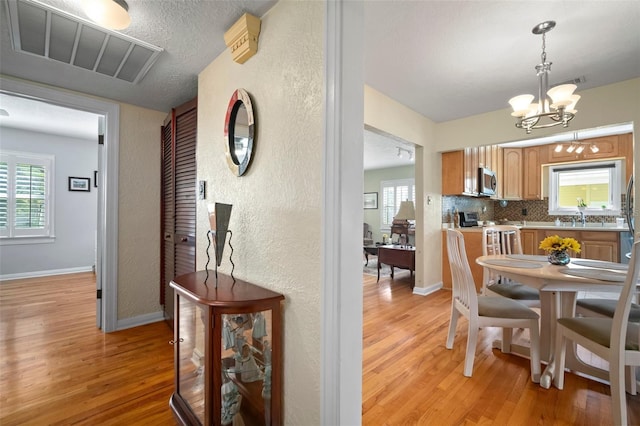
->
<box><xmin>377</xmin><ymin>245</ymin><xmax>416</xmax><ymax>285</ymax></box>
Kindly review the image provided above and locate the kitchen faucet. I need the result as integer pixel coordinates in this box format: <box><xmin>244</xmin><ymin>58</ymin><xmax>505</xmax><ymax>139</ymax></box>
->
<box><xmin>578</xmin><ymin>211</ymin><xmax>586</xmax><ymax>227</ymax></box>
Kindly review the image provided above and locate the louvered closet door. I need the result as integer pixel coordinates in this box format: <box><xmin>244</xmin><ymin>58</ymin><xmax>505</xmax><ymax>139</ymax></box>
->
<box><xmin>173</xmin><ymin>105</ymin><xmax>197</xmax><ymax>276</ymax></box>
<box><xmin>161</xmin><ymin>98</ymin><xmax>197</xmax><ymax>324</ymax></box>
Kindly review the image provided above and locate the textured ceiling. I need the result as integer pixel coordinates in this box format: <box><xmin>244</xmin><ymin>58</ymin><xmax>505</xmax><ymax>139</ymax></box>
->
<box><xmin>1</xmin><ymin>1</ymin><xmax>639</xmax><ymax>169</ymax></box>
<box><xmin>0</xmin><ymin>0</ymin><xmax>278</xmax><ymax>112</ymax></box>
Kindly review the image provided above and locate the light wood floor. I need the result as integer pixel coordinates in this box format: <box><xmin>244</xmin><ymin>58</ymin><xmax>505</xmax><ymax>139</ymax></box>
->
<box><xmin>362</xmin><ymin>271</ymin><xmax>640</xmax><ymax>425</ymax></box>
<box><xmin>1</xmin><ymin>271</ymin><xmax>639</xmax><ymax>425</ymax></box>
<box><xmin>0</xmin><ymin>273</ymin><xmax>176</xmax><ymax>425</ymax></box>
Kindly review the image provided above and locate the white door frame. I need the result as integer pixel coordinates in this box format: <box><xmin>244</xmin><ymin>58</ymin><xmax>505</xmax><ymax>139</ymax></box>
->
<box><xmin>322</xmin><ymin>1</ymin><xmax>364</xmax><ymax>424</ymax></box>
<box><xmin>0</xmin><ymin>76</ymin><xmax>119</xmax><ymax>332</ymax></box>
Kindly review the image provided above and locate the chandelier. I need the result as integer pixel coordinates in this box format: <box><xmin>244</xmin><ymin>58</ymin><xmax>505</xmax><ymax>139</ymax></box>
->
<box><xmin>508</xmin><ymin>21</ymin><xmax>580</xmax><ymax>134</ymax></box>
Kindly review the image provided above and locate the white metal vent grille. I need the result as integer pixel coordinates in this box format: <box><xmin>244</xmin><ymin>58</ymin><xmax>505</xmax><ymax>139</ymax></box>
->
<box><xmin>6</xmin><ymin>0</ymin><xmax>163</xmax><ymax>84</ymax></box>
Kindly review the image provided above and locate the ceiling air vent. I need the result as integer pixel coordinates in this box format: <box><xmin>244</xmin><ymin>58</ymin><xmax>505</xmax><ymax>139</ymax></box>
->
<box><xmin>6</xmin><ymin>0</ymin><xmax>163</xmax><ymax>84</ymax></box>
<box><xmin>558</xmin><ymin>76</ymin><xmax>586</xmax><ymax>86</ymax></box>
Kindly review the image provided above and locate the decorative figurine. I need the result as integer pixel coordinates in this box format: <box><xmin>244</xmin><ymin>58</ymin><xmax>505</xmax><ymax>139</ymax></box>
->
<box><xmin>221</xmin><ymin>372</ymin><xmax>242</xmax><ymax>425</ymax></box>
<box><xmin>234</xmin><ymin>343</ymin><xmax>263</xmax><ymax>383</ymax></box>
<box><xmin>252</xmin><ymin>312</ymin><xmax>267</xmax><ymax>339</ymax></box>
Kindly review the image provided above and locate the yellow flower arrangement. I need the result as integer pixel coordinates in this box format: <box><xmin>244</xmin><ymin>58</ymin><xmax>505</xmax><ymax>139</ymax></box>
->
<box><xmin>539</xmin><ymin>235</ymin><xmax>581</xmax><ymax>253</ymax></box>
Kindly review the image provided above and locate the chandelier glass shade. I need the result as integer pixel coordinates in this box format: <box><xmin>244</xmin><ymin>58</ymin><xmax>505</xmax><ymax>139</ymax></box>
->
<box><xmin>509</xmin><ymin>21</ymin><xmax>580</xmax><ymax>134</ymax></box>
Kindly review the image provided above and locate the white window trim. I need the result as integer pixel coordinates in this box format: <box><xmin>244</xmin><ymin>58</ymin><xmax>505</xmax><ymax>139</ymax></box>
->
<box><xmin>0</xmin><ymin>150</ymin><xmax>55</xmax><ymax>240</ymax></box>
<box><xmin>548</xmin><ymin>159</ymin><xmax>623</xmax><ymax>216</ymax></box>
<box><xmin>380</xmin><ymin>178</ymin><xmax>415</xmax><ymax>232</ymax></box>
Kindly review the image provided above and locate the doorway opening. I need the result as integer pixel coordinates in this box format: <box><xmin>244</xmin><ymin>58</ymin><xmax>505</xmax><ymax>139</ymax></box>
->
<box><xmin>0</xmin><ymin>77</ymin><xmax>119</xmax><ymax>332</ymax></box>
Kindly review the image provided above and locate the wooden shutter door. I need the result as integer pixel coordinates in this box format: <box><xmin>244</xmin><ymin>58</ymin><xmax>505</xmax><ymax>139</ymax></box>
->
<box><xmin>161</xmin><ymin>98</ymin><xmax>197</xmax><ymax>324</ymax></box>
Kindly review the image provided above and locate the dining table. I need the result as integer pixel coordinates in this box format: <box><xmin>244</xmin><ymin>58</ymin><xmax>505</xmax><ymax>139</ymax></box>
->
<box><xmin>476</xmin><ymin>253</ymin><xmax>630</xmax><ymax>389</ymax></box>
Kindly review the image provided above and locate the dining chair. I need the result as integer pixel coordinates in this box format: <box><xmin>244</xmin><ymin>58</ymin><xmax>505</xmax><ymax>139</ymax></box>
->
<box><xmin>481</xmin><ymin>225</ymin><xmax>540</xmax><ymax>307</ymax></box>
<box><xmin>445</xmin><ymin>229</ymin><xmax>541</xmax><ymax>382</ymax></box>
<box><xmin>553</xmin><ymin>240</ymin><xmax>640</xmax><ymax>426</ymax></box>
<box><xmin>575</xmin><ymin>267</ymin><xmax>640</xmax><ymax>395</ymax></box>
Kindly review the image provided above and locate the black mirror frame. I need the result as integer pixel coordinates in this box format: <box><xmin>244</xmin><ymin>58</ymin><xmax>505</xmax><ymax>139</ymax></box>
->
<box><xmin>224</xmin><ymin>88</ymin><xmax>255</xmax><ymax>176</ymax></box>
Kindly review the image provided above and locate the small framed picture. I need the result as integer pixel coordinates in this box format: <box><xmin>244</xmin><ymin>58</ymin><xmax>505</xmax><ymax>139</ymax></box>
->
<box><xmin>69</xmin><ymin>177</ymin><xmax>91</xmax><ymax>192</ymax></box>
<box><xmin>364</xmin><ymin>192</ymin><xmax>378</xmax><ymax>209</ymax></box>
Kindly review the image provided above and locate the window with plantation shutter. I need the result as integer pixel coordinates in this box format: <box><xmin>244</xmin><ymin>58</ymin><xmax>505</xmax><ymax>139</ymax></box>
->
<box><xmin>380</xmin><ymin>178</ymin><xmax>415</xmax><ymax>229</ymax></box>
<box><xmin>0</xmin><ymin>161</ymin><xmax>8</xmax><ymax>232</ymax></box>
<box><xmin>0</xmin><ymin>150</ymin><xmax>54</xmax><ymax>240</ymax></box>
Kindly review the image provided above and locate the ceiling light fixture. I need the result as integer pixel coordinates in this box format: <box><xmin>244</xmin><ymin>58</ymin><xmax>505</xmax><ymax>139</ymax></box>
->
<box><xmin>396</xmin><ymin>146</ymin><xmax>413</xmax><ymax>160</ymax></box>
<box><xmin>554</xmin><ymin>132</ymin><xmax>601</xmax><ymax>155</ymax></box>
<box><xmin>81</xmin><ymin>0</ymin><xmax>131</xmax><ymax>30</ymax></box>
<box><xmin>508</xmin><ymin>21</ymin><xmax>580</xmax><ymax>134</ymax></box>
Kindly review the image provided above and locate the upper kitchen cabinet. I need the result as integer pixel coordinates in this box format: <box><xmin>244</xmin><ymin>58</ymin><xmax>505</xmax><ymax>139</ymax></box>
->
<box><xmin>502</xmin><ymin>148</ymin><xmax>523</xmax><ymax>200</ymax></box>
<box><xmin>522</xmin><ymin>146</ymin><xmax>546</xmax><ymax>200</ymax></box>
<box><xmin>442</xmin><ymin>146</ymin><xmax>502</xmax><ymax>197</ymax></box>
<box><xmin>547</xmin><ymin>134</ymin><xmax>631</xmax><ymax>162</ymax></box>
<box><xmin>442</xmin><ymin>150</ymin><xmax>465</xmax><ymax>195</ymax></box>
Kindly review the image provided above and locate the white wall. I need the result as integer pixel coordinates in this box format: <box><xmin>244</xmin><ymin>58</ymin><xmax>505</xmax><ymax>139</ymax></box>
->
<box><xmin>0</xmin><ymin>127</ymin><xmax>97</xmax><ymax>277</ymax></box>
<box><xmin>197</xmin><ymin>2</ymin><xmax>324</xmax><ymax>423</ymax></box>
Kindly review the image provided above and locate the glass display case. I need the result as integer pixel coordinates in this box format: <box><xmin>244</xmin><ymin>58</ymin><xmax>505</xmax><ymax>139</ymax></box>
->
<box><xmin>169</xmin><ymin>271</ymin><xmax>284</xmax><ymax>426</ymax></box>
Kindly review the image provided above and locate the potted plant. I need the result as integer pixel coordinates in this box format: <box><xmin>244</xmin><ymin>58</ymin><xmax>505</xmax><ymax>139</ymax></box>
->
<box><xmin>539</xmin><ymin>235</ymin><xmax>581</xmax><ymax>265</ymax></box>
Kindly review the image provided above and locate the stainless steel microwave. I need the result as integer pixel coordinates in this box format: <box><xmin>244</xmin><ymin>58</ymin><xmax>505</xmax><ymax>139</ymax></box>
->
<box><xmin>478</xmin><ymin>167</ymin><xmax>497</xmax><ymax>196</ymax></box>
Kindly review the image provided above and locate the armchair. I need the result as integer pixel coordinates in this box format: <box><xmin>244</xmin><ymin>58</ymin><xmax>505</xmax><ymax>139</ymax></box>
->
<box><xmin>363</xmin><ymin>223</ymin><xmax>374</xmax><ymax>246</ymax></box>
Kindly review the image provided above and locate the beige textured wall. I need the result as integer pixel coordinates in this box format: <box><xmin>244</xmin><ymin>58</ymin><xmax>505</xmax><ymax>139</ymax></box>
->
<box><xmin>363</xmin><ymin>86</ymin><xmax>441</xmax><ymax>289</ymax></box>
<box><xmin>197</xmin><ymin>2</ymin><xmax>323</xmax><ymax>424</ymax></box>
<box><xmin>117</xmin><ymin>103</ymin><xmax>166</xmax><ymax>319</ymax></box>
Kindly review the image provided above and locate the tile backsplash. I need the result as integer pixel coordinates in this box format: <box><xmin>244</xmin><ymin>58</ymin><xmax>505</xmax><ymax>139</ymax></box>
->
<box><xmin>442</xmin><ymin>196</ymin><xmax>624</xmax><ymax>225</ymax></box>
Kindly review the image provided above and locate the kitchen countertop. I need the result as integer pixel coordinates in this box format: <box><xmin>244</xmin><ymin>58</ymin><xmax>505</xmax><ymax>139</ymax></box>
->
<box><xmin>443</xmin><ymin>221</ymin><xmax>630</xmax><ymax>232</ymax></box>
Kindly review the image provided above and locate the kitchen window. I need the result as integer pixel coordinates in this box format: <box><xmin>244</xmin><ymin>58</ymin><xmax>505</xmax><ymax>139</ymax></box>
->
<box><xmin>380</xmin><ymin>178</ymin><xmax>415</xmax><ymax>229</ymax></box>
<box><xmin>548</xmin><ymin>159</ymin><xmax>623</xmax><ymax>216</ymax></box>
<box><xmin>0</xmin><ymin>150</ymin><xmax>55</xmax><ymax>242</ymax></box>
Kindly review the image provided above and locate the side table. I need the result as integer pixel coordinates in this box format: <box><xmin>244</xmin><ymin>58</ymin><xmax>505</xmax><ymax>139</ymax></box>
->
<box><xmin>377</xmin><ymin>245</ymin><xmax>416</xmax><ymax>286</ymax></box>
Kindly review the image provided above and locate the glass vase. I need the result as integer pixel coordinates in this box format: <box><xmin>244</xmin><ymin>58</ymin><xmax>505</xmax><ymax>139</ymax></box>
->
<box><xmin>548</xmin><ymin>250</ymin><xmax>570</xmax><ymax>265</ymax></box>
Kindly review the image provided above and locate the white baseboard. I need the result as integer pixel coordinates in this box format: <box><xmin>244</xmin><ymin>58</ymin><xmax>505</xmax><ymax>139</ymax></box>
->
<box><xmin>413</xmin><ymin>282</ymin><xmax>443</xmax><ymax>296</ymax></box>
<box><xmin>0</xmin><ymin>266</ymin><xmax>94</xmax><ymax>281</ymax></box>
<box><xmin>116</xmin><ymin>311</ymin><xmax>165</xmax><ymax>331</ymax></box>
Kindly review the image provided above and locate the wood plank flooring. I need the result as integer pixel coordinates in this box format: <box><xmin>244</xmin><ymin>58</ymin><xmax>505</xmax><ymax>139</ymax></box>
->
<box><xmin>0</xmin><ymin>273</ymin><xmax>176</xmax><ymax>425</ymax></box>
<box><xmin>362</xmin><ymin>271</ymin><xmax>640</xmax><ymax>425</ymax></box>
<box><xmin>1</xmin><ymin>271</ymin><xmax>639</xmax><ymax>425</ymax></box>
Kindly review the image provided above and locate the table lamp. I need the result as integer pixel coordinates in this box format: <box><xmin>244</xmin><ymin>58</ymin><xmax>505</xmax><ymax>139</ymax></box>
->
<box><xmin>393</xmin><ymin>200</ymin><xmax>415</xmax><ymax>247</ymax></box>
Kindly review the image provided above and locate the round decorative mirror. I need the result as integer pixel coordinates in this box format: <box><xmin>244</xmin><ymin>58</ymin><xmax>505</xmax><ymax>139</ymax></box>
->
<box><xmin>224</xmin><ymin>89</ymin><xmax>255</xmax><ymax>176</ymax></box>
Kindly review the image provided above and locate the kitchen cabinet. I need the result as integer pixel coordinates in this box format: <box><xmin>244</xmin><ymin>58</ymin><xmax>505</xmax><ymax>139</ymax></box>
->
<box><xmin>441</xmin><ymin>151</ymin><xmax>465</xmax><ymax>195</ymax></box>
<box><xmin>580</xmin><ymin>231</ymin><xmax>619</xmax><ymax>262</ymax></box>
<box><xmin>502</xmin><ymin>148</ymin><xmax>523</xmax><ymax>200</ymax></box>
<box><xmin>547</xmin><ymin>134</ymin><xmax>631</xmax><ymax>164</ymax></box>
<box><xmin>441</xmin><ymin>148</ymin><xmax>479</xmax><ymax>196</ymax></box>
<box><xmin>442</xmin><ymin>146</ymin><xmax>502</xmax><ymax>198</ymax></box>
<box><xmin>535</xmin><ymin>229</ymin><xmax>620</xmax><ymax>262</ymax></box>
<box><xmin>523</xmin><ymin>146</ymin><xmax>542</xmax><ymax>200</ymax></box>
<box><xmin>464</xmin><ymin>147</ymin><xmax>479</xmax><ymax>195</ymax></box>
<box><xmin>520</xmin><ymin>229</ymin><xmax>539</xmax><ymax>255</ymax></box>
<box><xmin>442</xmin><ymin>230</ymin><xmax>483</xmax><ymax>292</ymax></box>
<box><xmin>169</xmin><ymin>271</ymin><xmax>284</xmax><ymax>426</ymax></box>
